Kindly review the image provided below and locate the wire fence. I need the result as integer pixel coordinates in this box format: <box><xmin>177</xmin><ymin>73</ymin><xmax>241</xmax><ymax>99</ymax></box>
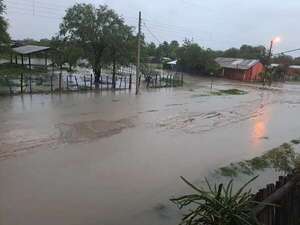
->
<box><xmin>0</xmin><ymin>72</ymin><xmax>133</xmax><ymax>95</ymax></box>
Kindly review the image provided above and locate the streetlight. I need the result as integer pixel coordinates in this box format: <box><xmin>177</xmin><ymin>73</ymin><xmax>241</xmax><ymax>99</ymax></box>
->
<box><xmin>268</xmin><ymin>37</ymin><xmax>281</xmax><ymax>59</ymax></box>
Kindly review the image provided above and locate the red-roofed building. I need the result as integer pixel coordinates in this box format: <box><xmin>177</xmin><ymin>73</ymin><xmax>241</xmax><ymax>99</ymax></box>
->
<box><xmin>215</xmin><ymin>57</ymin><xmax>265</xmax><ymax>81</ymax></box>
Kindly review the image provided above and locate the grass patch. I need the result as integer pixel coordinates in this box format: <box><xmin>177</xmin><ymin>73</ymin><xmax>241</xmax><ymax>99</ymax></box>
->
<box><xmin>217</xmin><ymin>142</ymin><xmax>297</xmax><ymax>177</ymax></box>
<box><xmin>192</xmin><ymin>89</ymin><xmax>247</xmax><ymax>98</ymax></box>
<box><xmin>214</xmin><ymin>89</ymin><xmax>247</xmax><ymax>95</ymax></box>
<box><xmin>219</xmin><ymin>164</ymin><xmax>239</xmax><ymax>177</ymax></box>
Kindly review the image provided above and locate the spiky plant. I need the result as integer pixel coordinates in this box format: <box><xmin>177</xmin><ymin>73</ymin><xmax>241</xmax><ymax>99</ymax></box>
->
<box><xmin>171</xmin><ymin>176</ymin><xmax>260</xmax><ymax>225</ymax></box>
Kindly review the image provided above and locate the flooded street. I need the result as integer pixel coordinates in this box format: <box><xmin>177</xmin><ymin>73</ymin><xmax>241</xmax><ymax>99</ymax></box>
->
<box><xmin>1</xmin><ymin>76</ymin><xmax>300</xmax><ymax>225</ymax></box>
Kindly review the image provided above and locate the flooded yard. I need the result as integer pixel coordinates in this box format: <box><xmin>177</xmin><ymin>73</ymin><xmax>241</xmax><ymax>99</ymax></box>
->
<box><xmin>1</xmin><ymin>76</ymin><xmax>300</xmax><ymax>225</ymax></box>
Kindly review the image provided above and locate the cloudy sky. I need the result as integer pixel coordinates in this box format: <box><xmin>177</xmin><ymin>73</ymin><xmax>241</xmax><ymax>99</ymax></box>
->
<box><xmin>4</xmin><ymin>0</ymin><xmax>300</xmax><ymax>55</ymax></box>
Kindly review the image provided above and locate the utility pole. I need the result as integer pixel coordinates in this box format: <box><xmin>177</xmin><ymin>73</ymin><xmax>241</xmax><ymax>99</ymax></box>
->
<box><xmin>136</xmin><ymin>11</ymin><xmax>141</xmax><ymax>95</ymax></box>
<box><xmin>268</xmin><ymin>40</ymin><xmax>273</xmax><ymax>64</ymax></box>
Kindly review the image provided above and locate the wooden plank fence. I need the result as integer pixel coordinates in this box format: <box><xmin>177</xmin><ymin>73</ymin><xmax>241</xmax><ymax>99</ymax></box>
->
<box><xmin>254</xmin><ymin>172</ymin><xmax>300</xmax><ymax>225</ymax></box>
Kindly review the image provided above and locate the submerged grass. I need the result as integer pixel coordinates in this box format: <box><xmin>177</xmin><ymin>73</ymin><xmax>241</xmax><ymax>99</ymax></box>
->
<box><xmin>214</xmin><ymin>89</ymin><xmax>248</xmax><ymax>95</ymax></box>
<box><xmin>192</xmin><ymin>89</ymin><xmax>248</xmax><ymax>98</ymax></box>
<box><xmin>217</xmin><ymin>141</ymin><xmax>298</xmax><ymax>177</ymax></box>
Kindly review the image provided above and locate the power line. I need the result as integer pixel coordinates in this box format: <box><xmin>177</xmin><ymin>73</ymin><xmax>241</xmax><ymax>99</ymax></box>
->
<box><xmin>274</xmin><ymin>48</ymin><xmax>300</xmax><ymax>56</ymax></box>
<box><xmin>143</xmin><ymin>22</ymin><xmax>161</xmax><ymax>45</ymax></box>
<box><xmin>7</xmin><ymin>7</ymin><xmax>62</xmax><ymax>20</ymax></box>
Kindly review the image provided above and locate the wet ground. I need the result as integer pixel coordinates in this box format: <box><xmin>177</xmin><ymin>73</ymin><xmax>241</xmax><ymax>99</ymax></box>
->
<box><xmin>1</xmin><ymin>76</ymin><xmax>300</xmax><ymax>225</ymax></box>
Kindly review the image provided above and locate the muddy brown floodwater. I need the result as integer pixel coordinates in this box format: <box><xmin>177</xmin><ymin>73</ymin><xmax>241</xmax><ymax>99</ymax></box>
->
<box><xmin>1</xmin><ymin>76</ymin><xmax>300</xmax><ymax>225</ymax></box>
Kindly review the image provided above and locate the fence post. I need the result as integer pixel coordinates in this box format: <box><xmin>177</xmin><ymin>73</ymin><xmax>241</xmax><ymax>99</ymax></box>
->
<box><xmin>181</xmin><ymin>73</ymin><xmax>184</xmax><ymax>86</ymax></box>
<box><xmin>119</xmin><ymin>76</ymin><xmax>123</xmax><ymax>89</ymax></box>
<box><xmin>75</xmin><ymin>75</ymin><xmax>79</xmax><ymax>90</ymax></box>
<box><xmin>166</xmin><ymin>75</ymin><xmax>169</xmax><ymax>87</ymax></box>
<box><xmin>129</xmin><ymin>74</ymin><xmax>132</xmax><ymax>90</ymax></box>
<box><xmin>138</xmin><ymin>75</ymin><xmax>141</xmax><ymax>88</ymax></box>
<box><xmin>100</xmin><ymin>75</ymin><xmax>103</xmax><ymax>91</ymax></box>
<box><xmin>66</xmin><ymin>75</ymin><xmax>69</xmax><ymax>90</ymax></box>
<box><xmin>29</xmin><ymin>76</ymin><xmax>32</xmax><ymax>94</ymax></box>
<box><xmin>106</xmin><ymin>76</ymin><xmax>109</xmax><ymax>90</ymax></box>
<box><xmin>20</xmin><ymin>73</ymin><xmax>23</xmax><ymax>94</ymax></box>
<box><xmin>50</xmin><ymin>75</ymin><xmax>53</xmax><ymax>92</ymax></box>
<box><xmin>5</xmin><ymin>76</ymin><xmax>12</xmax><ymax>95</ymax></box>
<box><xmin>90</xmin><ymin>74</ymin><xmax>93</xmax><ymax>90</ymax></box>
<box><xmin>59</xmin><ymin>72</ymin><xmax>62</xmax><ymax>91</ymax></box>
<box><xmin>159</xmin><ymin>75</ymin><xmax>161</xmax><ymax>87</ymax></box>
<box><xmin>172</xmin><ymin>75</ymin><xmax>175</xmax><ymax>87</ymax></box>
<box><xmin>84</xmin><ymin>76</ymin><xmax>87</xmax><ymax>90</ymax></box>
<box><xmin>147</xmin><ymin>76</ymin><xmax>150</xmax><ymax>88</ymax></box>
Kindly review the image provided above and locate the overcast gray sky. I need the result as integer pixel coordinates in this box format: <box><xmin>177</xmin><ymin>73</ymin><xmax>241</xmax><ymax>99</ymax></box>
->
<box><xmin>4</xmin><ymin>0</ymin><xmax>300</xmax><ymax>55</ymax></box>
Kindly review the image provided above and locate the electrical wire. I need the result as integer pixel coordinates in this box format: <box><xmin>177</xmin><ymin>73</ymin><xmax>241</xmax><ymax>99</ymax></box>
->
<box><xmin>143</xmin><ymin>22</ymin><xmax>162</xmax><ymax>45</ymax></box>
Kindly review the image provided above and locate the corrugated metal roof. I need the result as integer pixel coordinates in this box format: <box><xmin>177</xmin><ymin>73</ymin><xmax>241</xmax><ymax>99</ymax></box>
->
<box><xmin>13</xmin><ymin>45</ymin><xmax>50</xmax><ymax>55</ymax></box>
<box><xmin>289</xmin><ymin>65</ymin><xmax>300</xmax><ymax>69</ymax></box>
<box><xmin>167</xmin><ymin>60</ymin><xmax>177</xmax><ymax>65</ymax></box>
<box><xmin>215</xmin><ymin>57</ymin><xmax>260</xmax><ymax>70</ymax></box>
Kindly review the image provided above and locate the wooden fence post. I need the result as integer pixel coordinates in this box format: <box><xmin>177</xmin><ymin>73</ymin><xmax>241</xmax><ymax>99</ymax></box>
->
<box><xmin>146</xmin><ymin>76</ymin><xmax>149</xmax><ymax>88</ymax></box>
<box><xmin>50</xmin><ymin>75</ymin><xmax>53</xmax><ymax>92</ymax></box>
<box><xmin>100</xmin><ymin>75</ymin><xmax>103</xmax><ymax>91</ymax></box>
<box><xmin>181</xmin><ymin>72</ymin><xmax>184</xmax><ymax>86</ymax></box>
<box><xmin>29</xmin><ymin>76</ymin><xmax>32</xmax><ymax>94</ymax></box>
<box><xmin>66</xmin><ymin>75</ymin><xmax>69</xmax><ymax>90</ymax></box>
<box><xmin>106</xmin><ymin>76</ymin><xmax>108</xmax><ymax>90</ymax></box>
<box><xmin>59</xmin><ymin>72</ymin><xmax>62</xmax><ymax>91</ymax></box>
<box><xmin>138</xmin><ymin>75</ymin><xmax>141</xmax><ymax>88</ymax></box>
<box><xmin>119</xmin><ymin>76</ymin><xmax>122</xmax><ymax>89</ymax></box>
<box><xmin>20</xmin><ymin>73</ymin><xmax>23</xmax><ymax>94</ymax></box>
<box><xmin>90</xmin><ymin>74</ymin><xmax>93</xmax><ymax>90</ymax></box>
<box><xmin>75</xmin><ymin>75</ymin><xmax>79</xmax><ymax>90</ymax></box>
<box><xmin>5</xmin><ymin>76</ymin><xmax>12</xmax><ymax>95</ymax></box>
<box><xmin>159</xmin><ymin>75</ymin><xmax>162</xmax><ymax>87</ymax></box>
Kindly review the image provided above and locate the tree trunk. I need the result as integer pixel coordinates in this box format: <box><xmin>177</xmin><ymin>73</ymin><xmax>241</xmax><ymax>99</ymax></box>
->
<box><xmin>94</xmin><ymin>66</ymin><xmax>102</xmax><ymax>89</ymax></box>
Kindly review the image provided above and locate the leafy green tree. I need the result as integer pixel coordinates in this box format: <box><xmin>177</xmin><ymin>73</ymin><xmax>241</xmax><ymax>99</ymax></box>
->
<box><xmin>104</xmin><ymin>16</ymin><xmax>135</xmax><ymax>88</ymax></box>
<box><xmin>50</xmin><ymin>36</ymin><xmax>83</xmax><ymax>71</ymax></box>
<box><xmin>223</xmin><ymin>48</ymin><xmax>240</xmax><ymax>58</ymax></box>
<box><xmin>169</xmin><ymin>40</ymin><xmax>179</xmax><ymax>59</ymax></box>
<box><xmin>144</xmin><ymin>42</ymin><xmax>156</xmax><ymax>57</ymax></box>
<box><xmin>176</xmin><ymin>40</ymin><xmax>218</xmax><ymax>74</ymax></box>
<box><xmin>59</xmin><ymin>4</ymin><xmax>133</xmax><ymax>84</ymax></box>
<box><xmin>64</xmin><ymin>44</ymin><xmax>83</xmax><ymax>71</ymax></box>
<box><xmin>223</xmin><ymin>45</ymin><xmax>266</xmax><ymax>62</ymax></box>
<box><xmin>0</xmin><ymin>0</ymin><xmax>10</xmax><ymax>51</ymax></box>
<box><xmin>50</xmin><ymin>37</ymin><xmax>66</xmax><ymax>70</ymax></box>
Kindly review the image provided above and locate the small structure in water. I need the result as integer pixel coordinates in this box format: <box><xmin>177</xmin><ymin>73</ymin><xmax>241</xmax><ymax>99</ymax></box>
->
<box><xmin>215</xmin><ymin>57</ymin><xmax>265</xmax><ymax>81</ymax></box>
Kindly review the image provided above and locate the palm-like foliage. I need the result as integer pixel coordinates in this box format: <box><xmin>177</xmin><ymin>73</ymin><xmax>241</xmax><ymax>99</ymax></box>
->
<box><xmin>171</xmin><ymin>176</ymin><xmax>260</xmax><ymax>225</ymax></box>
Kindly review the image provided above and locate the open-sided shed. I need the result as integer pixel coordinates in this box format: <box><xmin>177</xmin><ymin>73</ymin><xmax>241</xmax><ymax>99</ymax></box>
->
<box><xmin>12</xmin><ymin>45</ymin><xmax>50</xmax><ymax>69</ymax></box>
